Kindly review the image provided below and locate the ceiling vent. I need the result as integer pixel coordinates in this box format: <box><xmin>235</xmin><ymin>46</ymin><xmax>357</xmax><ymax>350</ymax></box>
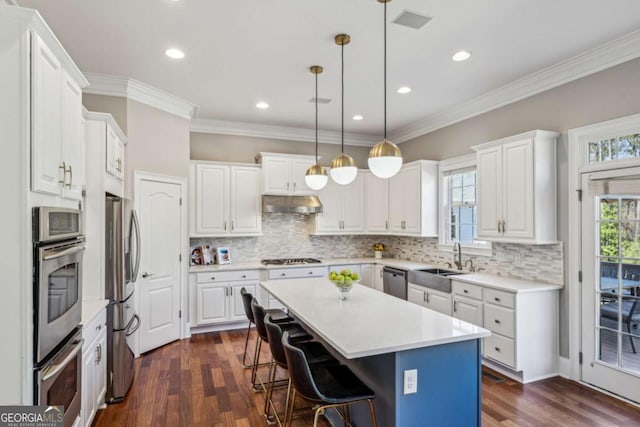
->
<box><xmin>392</xmin><ymin>10</ymin><xmax>431</xmax><ymax>30</ymax></box>
<box><xmin>309</xmin><ymin>97</ymin><xmax>332</xmax><ymax>104</ymax></box>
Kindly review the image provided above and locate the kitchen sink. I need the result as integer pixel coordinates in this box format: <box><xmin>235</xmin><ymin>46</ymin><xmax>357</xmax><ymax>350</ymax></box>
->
<box><xmin>408</xmin><ymin>268</ymin><xmax>466</xmax><ymax>293</ymax></box>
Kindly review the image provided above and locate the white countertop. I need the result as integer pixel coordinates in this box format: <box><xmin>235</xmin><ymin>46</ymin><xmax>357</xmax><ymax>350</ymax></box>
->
<box><xmin>81</xmin><ymin>299</ymin><xmax>109</xmax><ymax>325</ymax></box>
<box><xmin>260</xmin><ymin>278</ymin><xmax>490</xmax><ymax>359</ymax></box>
<box><xmin>450</xmin><ymin>273</ymin><xmax>564</xmax><ymax>293</ymax></box>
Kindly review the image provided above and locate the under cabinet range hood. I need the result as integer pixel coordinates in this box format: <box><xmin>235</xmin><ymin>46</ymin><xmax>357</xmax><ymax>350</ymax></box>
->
<box><xmin>262</xmin><ymin>195</ymin><xmax>323</xmax><ymax>214</ymax></box>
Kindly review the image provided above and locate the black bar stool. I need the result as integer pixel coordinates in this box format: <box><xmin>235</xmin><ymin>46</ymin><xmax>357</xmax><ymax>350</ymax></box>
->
<box><xmin>240</xmin><ymin>287</ymin><xmax>292</xmax><ymax>368</ymax></box>
<box><xmin>251</xmin><ymin>298</ymin><xmax>312</xmax><ymax>393</ymax></box>
<box><xmin>263</xmin><ymin>314</ymin><xmax>339</xmax><ymax>425</ymax></box>
<box><xmin>282</xmin><ymin>331</ymin><xmax>377</xmax><ymax>427</ymax></box>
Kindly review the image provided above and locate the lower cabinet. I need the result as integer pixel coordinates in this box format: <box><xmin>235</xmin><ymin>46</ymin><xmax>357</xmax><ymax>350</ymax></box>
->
<box><xmin>361</xmin><ymin>264</ymin><xmax>375</xmax><ymax>289</ymax></box>
<box><xmin>261</xmin><ymin>266</ymin><xmax>328</xmax><ymax>309</ymax></box>
<box><xmin>192</xmin><ymin>270</ymin><xmax>260</xmax><ymax>326</ymax></box>
<box><xmin>81</xmin><ymin>307</ymin><xmax>107</xmax><ymax>427</ymax></box>
<box><xmin>407</xmin><ymin>283</ymin><xmax>452</xmax><ymax>316</ymax></box>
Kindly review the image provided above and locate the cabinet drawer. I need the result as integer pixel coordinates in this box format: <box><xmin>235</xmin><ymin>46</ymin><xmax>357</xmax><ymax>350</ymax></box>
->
<box><xmin>268</xmin><ymin>267</ymin><xmax>327</xmax><ymax>280</ymax></box>
<box><xmin>484</xmin><ymin>333</ymin><xmax>515</xmax><ymax>368</ymax></box>
<box><xmin>484</xmin><ymin>304</ymin><xmax>515</xmax><ymax>338</ymax></box>
<box><xmin>196</xmin><ymin>270</ymin><xmax>259</xmax><ymax>283</ymax></box>
<box><xmin>452</xmin><ymin>281</ymin><xmax>483</xmax><ymax>300</ymax></box>
<box><xmin>484</xmin><ymin>288</ymin><xmax>515</xmax><ymax>308</ymax></box>
<box><xmin>83</xmin><ymin>307</ymin><xmax>107</xmax><ymax>346</ymax></box>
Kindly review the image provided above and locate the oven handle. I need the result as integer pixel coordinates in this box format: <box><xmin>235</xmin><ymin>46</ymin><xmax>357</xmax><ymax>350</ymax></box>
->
<box><xmin>126</xmin><ymin>314</ymin><xmax>141</xmax><ymax>336</ymax></box>
<box><xmin>42</xmin><ymin>339</ymin><xmax>83</xmax><ymax>382</ymax></box>
<box><xmin>43</xmin><ymin>245</ymin><xmax>85</xmax><ymax>261</ymax></box>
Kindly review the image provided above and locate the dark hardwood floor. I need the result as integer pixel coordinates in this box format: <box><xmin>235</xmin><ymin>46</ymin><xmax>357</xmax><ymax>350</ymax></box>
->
<box><xmin>93</xmin><ymin>329</ymin><xmax>640</xmax><ymax>427</ymax></box>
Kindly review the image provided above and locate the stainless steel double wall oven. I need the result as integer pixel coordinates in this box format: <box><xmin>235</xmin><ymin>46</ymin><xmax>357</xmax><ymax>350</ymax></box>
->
<box><xmin>33</xmin><ymin>207</ymin><xmax>85</xmax><ymax>427</ymax></box>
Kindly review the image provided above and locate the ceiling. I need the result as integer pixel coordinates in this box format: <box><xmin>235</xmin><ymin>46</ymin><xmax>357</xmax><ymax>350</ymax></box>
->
<box><xmin>17</xmin><ymin>0</ymin><xmax>640</xmax><ymax>141</ymax></box>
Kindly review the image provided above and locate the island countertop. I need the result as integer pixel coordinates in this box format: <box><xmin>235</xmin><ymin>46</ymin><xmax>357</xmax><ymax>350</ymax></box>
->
<box><xmin>260</xmin><ymin>277</ymin><xmax>490</xmax><ymax>359</ymax></box>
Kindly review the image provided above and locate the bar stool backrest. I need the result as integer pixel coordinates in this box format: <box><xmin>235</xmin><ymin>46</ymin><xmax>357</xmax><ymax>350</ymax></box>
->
<box><xmin>282</xmin><ymin>331</ymin><xmax>324</xmax><ymax>403</ymax></box>
<box><xmin>251</xmin><ymin>298</ymin><xmax>270</xmax><ymax>342</ymax></box>
<box><xmin>241</xmin><ymin>287</ymin><xmax>255</xmax><ymax>324</ymax></box>
<box><xmin>264</xmin><ymin>314</ymin><xmax>288</xmax><ymax>368</ymax></box>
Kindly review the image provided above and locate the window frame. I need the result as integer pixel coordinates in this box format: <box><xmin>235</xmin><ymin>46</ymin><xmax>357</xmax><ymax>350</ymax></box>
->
<box><xmin>438</xmin><ymin>154</ymin><xmax>492</xmax><ymax>256</ymax></box>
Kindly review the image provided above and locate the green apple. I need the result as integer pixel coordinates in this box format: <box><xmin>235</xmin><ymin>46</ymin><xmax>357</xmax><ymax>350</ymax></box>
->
<box><xmin>350</xmin><ymin>273</ymin><xmax>360</xmax><ymax>281</ymax></box>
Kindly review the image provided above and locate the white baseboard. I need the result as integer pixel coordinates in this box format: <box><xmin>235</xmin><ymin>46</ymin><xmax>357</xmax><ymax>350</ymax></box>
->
<box><xmin>190</xmin><ymin>322</ymin><xmax>249</xmax><ymax>335</ymax></box>
<box><xmin>558</xmin><ymin>356</ymin><xmax>571</xmax><ymax>378</ymax></box>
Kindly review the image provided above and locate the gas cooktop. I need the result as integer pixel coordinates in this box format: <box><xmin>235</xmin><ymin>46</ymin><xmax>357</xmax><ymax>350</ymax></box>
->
<box><xmin>260</xmin><ymin>258</ymin><xmax>323</xmax><ymax>266</ymax></box>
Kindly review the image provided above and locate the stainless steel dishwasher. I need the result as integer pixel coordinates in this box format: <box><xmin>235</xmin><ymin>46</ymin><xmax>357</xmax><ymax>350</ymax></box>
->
<box><xmin>383</xmin><ymin>266</ymin><xmax>408</xmax><ymax>299</ymax></box>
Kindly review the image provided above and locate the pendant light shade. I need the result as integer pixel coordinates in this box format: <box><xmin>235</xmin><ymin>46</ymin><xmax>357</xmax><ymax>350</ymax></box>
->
<box><xmin>305</xmin><ymin>65</ymin><xmax>329</xmax><ymax>191</ymax></box>
<box><xmin>330</xmin><ymin>33</ymin><xmax>357</xmax><ymax>186</ymax></box>
<box><xmin>369</xmin><ymin>0</ymin><xmax>403</xmax><ymax>179</ymax></box>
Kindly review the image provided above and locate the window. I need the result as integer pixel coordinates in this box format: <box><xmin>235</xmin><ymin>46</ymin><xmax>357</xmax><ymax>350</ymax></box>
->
<box><xmin>588</xmin><ymin>133</ymin><xmax>640</xmax><ymax>163</ymax></box>
<box><xmin>439</xmin><ymin>155</ymin><xmax>491</xmax><ymax>255</ymax></box>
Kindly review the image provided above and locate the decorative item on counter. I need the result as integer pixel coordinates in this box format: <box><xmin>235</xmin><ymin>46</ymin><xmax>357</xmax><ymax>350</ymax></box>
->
<box><xmin>215</xmin><ymin>247</ymin><xmax>231</xmax><ymax>265</ymax></box>
<box><xmin>190</xmin><ymin>244</ymin><xmax>214</xmax><ymax>265</ymax></box>
<box><xmin>328</xmin><ymin>268</ymin><xmax>360</xmax><ymax>300</ymax></box>
<box><xmin>373</xmin><ymin>242</ymin><xmax>386</xmax><ymax>259</ymax></box>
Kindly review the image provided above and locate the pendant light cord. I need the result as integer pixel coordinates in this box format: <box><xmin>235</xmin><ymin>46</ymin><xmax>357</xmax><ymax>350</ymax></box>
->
<box><xmin>341</xmin><ymin>42</ymin><xmax>345</xmax><ymax>153</ymax></box>
<box><xmin>315</xmin><ymin>71</ymin><xmax>319</xmax><ymax>162</ymax></box>
<box><xmin>384</xmin><ymin>1</ymin><xmax>387</xmax><ymax>141</ymax></box>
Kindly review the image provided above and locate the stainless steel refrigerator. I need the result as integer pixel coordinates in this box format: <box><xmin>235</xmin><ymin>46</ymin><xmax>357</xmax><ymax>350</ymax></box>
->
<box><xmin>105</xmin><ymin>194</ymin><xmax>141</xmax><ymax>403</ymax></box>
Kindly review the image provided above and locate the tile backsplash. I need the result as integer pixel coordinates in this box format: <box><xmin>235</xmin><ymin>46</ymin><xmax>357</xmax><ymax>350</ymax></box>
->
<box><xmin>191</xmin><ymin>213</ymin><xmax>563</xmax><ymax>285</ymax></box>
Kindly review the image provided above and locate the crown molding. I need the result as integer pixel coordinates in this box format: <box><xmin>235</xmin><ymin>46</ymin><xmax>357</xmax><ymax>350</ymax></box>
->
<box><xmin>190</xmin><ymin>118</ymin><xmax>377</xmax><ymax>147</ymax></box>
<box><xmin>391</xmin><ymin>29</ymin><xmax>640</xmax><ymax>143</ymax></box>
<box><xmin>83</xmin><ymin>73</ymin><xmax>198</xmax><ymax>119</ymax></box>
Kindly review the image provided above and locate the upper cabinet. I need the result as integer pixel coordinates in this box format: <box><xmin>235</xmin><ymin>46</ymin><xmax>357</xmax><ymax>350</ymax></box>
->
<box><xmin>189</xmin><ymin>162</ymin><xmax>261</xmax><ymax>237</ymax></box>
<box><xmin>364</xmin><ymin>171</ymin><xmax>390</xmax><ymax>233</ymax></box>
<box><xmin>387</xmin><ymin>161</ymin><xmax>439</xmax><ymax>237</ymax></box>
<box><xmin>31</xmin><ymin>34</ymin><xmax>87</xmax><ymax>201</ymax></box>
<box><xmin>106</xmin><ymin>125</ymin><xmax>125</xmax><ymax>181</ymax></box>
<box><xmin>472</xmin><ymin>130</ymin><xmax>559</xmax><ymax>244</ymax></box>
<box><xmin>256</xmin><ymin>153</ymin><xmax>316</xmax><ymax>195</ymax></box>
<box><xmin>315</xmin><ymin>171</ymin><xmax>365</xmax><ymax>234</ymax></box>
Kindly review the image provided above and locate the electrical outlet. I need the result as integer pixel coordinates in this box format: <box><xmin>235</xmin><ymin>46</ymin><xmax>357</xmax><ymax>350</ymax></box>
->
<box><xmin>403</xmin><ymin>369</ymin><xmax>418</xmax><ymax>395</ymax></box>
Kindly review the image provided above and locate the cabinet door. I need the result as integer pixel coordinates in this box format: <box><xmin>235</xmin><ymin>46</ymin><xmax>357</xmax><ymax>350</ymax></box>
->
<box><xmin>502</xmin><ymin>138</ymin><xmax>534</xmax><ymax>239</ymax></box>
<box><xmin>230</xmin><ymin>167</ymin><xmax>261</xmax><ymax>234</ymax></box>
<box><xmin>388</xmin><ymin>170</ymin><xmax>406</xmax><ymax>232</ymax></box>
<box><xmin>94</xmin><ymin>329</ymin><xmax>107</xmax><ymax>407</ymax></box>
<box><xmin>195</xmin><ymin>164</ymin><xmax>229</xmax><ymax>235</ymax></box>
<box><xmin>425</xmin><ymin>290</ymin><xmax>452</xmax><ymax>315</ymax></box>
<box><xmin>61</xmin><ymin>71</ymin><xmax>84</xmax><ymax>200</ymax></box>
<box><xmin>31</xmin><ymin>34</ymin><xmax>63</xmax><ymax>196</ymax></box>
<box><xmin>230</xmin><ymin>282</ymin><xmax>256</xmax><ymax>322</ymax></box>
<box><xmin>453</xmin><ymin>296</ymin><xmax>483</xmax><ymax>326</ymax></box>
<box><xmin>364</xmin><ymin>172</ymin><xmax>390</xmax><ymax>233</ymax></box>
<box><xmin>402</xmin><ymin>165</ymin><xmax>421</xmax><ymax>234</ymax></box>
<box><xmin>315</xmin><ymin>179</ymin><xmax>342</xmax><ymax>232</ymax></box>
<box><xmin>196</xmin><ymin>283</ymin><xmax>228</xmax><ymax>325</ymax></box>
<box><xmin>340</xmin><ymin>173</ymin><xmax>365</xmax><ymax>232</ymax></box>
<box><xmin>291</xmin><ymin>158</ymin><xmax>316</xmax><ymax>195</ymax></box>
<box><xmin>82</xmin><ymin>345</ymin><xmax>96</xmax><ymax>427</ymax></box>
<box><xmin>105</xmin><ymin>125</ymin><xmax>120</xmax><ymax>178</ymax></box>
<box><xmin>116</xmin><ymin>139</ymin><xmax>125</xmax><ymax>180</ymax></box>
<box><xmin>476</xmin><ymin>146</ymin><xmax>502</xmax><ymax>238</ymax></box>
<box><xmin>262</xmin><ymin>157</ymin><xmax>291</xmax><ymax>194</ymax></box>
<box><xmin>373</xmin><ymin>265</ymin><xmax>384</xmax><ymax>292</ymax></box>
<box><xmin>361</xmin><ymin>265</ymin><xmax>375</xmax><ymax>288</ymax></box>
<box><xmin>407</xmin><ymin>285</ymin><xmax>425</xmax><ymax>306</ymax></box>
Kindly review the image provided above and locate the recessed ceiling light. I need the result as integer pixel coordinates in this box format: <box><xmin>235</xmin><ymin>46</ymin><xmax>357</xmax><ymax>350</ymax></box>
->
<box><xmin>397</xmin><ymin>86</ymin><xmax>412</xmax><ymax>94</ymax></box>
<box><xmin>256</xmin><ymin>101</ymin><xmax>269</xmax><ymax>109</ymax></box>
<box><xmin>165</xmin><ymin>48</ymin><xmax>184</xmax><ymax>59</ymax></box>
<box><xmin>452</xmin><ymin>50</ymin><xmax>471</xmax><ymax>62</ymax></box>
<box><xmin>352</xmin><ymin>115</ymin><xmax>364</xmax><ymax>121</ymax></box>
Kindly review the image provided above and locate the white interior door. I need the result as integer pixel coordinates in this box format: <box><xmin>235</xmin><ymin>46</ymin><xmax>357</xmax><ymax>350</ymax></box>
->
<box><xmin>136</xmin><ymin>175</ymin><xmax>183</xmax><ymax>354</ymax></box>
<box><xmin>581</xmin><ymin>167</ymin><xmax>640</xmax><ymax>403</ymax></box>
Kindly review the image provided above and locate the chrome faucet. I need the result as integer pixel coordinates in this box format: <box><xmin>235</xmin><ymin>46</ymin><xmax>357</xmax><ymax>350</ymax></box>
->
<box><xmin>464</xmin><ymin>258</ymin><xmax>476</xmax><ymax>272</ymax></box>
<box><xmin>453</xmin><ymin>241</ymin><xmax>463</xmax><ymax>270</ymax></box>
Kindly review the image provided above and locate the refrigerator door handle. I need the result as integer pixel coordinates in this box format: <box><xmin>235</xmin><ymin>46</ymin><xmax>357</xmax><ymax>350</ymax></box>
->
<box><xmin>125</xmin><ymin>314</ymin><xmax>141</xmax><ymax>336</ymax></box>
<box><xmin>130</xmin><ymin>209</ymin><xmax>141</xmax><ymax>283</ymax></box>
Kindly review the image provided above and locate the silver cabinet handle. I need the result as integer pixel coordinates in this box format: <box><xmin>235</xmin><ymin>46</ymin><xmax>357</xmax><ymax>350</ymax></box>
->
<box><xmin>142</xmin><ymin>272</ymin><xmax>154</xmax><ymax>278</ymax></box>
<box><xmin>502</xmin><ymin>221</ymin><xmax>506</xmax><ymax>233</ymax></box>
<box><xmin>494</xmin><ymin>319</ymin><xmax>501</xmax><ymax>324</ymax></box>
<box><xmin>58</xmin><ymin>161</ymin><xmax>66</xmax><ymax>185</ymax></box>
<box><xmin>64</xmin><ymin>164</ymin><xmax>73</xmax><ymax>188</ymax></box>
<box><xmin>287</xmin><ymin>182</ymin><xmax>290</xmax><ymax>191</ymax></box>
<box><xmin>241</xmin><ymin>274</ymin><xmax>246</xmax><ymax>279</ymax></box>
<box><xmin>281</xmin><ymin>273</ymin><xmax>286</xmax><ymax>277</ymax></box>
<box><xmin>210</xmin><ymin>276</ymin><xmax>216</xmax><ymax>280</ymax></box>
<box><xmin>308</xmin><ymin>271</ymin><xmax>313</xmax><ymax>275</ymax></box>
<box><xmin>293</xmin><ymin>182</ymin><xmax>296</xmax><ymax>191</ymax></box>
<box><xmin>423</xmin><ymin>293</ymin><xmax>426</xmax><ymax>302</ymax></box>
<box><xmin>224</xmin><ymin>220</ymin><xmax>227</xmax><ymax>231</ymax></box>
<box><xmin>494</xmin><ymin>297</ymin><xmax>501</xmax><ymax>302</ymax></box>
<box><xmin>231</xmin><ymin>220</ymin><xmax>234</xmax><ymax>231</ymax></box>
<box><xmin>453</xmin><ymin>301</ymin><xmax>457</xmax><ymax>312</ymax></box>
<box><xmin>385</xmin><ymin>220</ymin><xmax>388</xmax><ymax>230</ymax></box>
<box><xmin>426</xmin><ymin>293</ymin><xmax>430</xmax><ymax>303</ymax></box>
<box><xmin>494</xmin><ymin>347</ymin><xmax>501</xmax><ymax>353</ymax></box>
<box><xmin>463</xmin><ymin>289</ymin><xmax>468</xmax><ymax>294</ymax></box>
<box><xmin>229</xmin><ymin>286</ymin><xmax>233</xmax><ymax>296</ymax></box>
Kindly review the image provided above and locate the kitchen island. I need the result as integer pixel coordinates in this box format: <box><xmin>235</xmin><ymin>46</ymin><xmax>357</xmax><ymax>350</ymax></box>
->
<box><xmin>261</xmin><ymin>278</ymin><xmax>490</xmax><ymax>427</ymax></box>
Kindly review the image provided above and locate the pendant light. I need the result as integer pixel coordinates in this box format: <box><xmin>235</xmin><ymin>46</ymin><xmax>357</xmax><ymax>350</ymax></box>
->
<box><xmin>305</xmin><ymin>65</ymin><xmax>329</xmax><ymax>191</ymax></box>
<box><xmin>368</xmin><ymin>0</ymin><xmax>403</xmax><ymax>179</ymax></box>
<box><xmin>330</xmin><ymin>33</ymin><xmax>358</xmax><ymax>186</ymax></box>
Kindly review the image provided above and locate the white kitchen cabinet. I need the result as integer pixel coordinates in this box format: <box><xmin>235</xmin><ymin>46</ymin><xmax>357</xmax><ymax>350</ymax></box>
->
<box><xmin>106</xmin><ymin>124</ymin><xmax>125</xmax><ymax>181</ymax></box>
<box><xmin>387</xmin><ymin>161</ymin><xmax>439</xmax><ymax>236</ymax></box>
<box><xmin>364</xmin><ymin>172</ymin><xmax>390</xmax><ymax>233</ymax></box>
<box><xmin>407</xmin><ymin>283</ymin><xmax>452</xmax><ymax>315</ymax></box>
<box><xmin>361</xmin><ymin>264</ymin><xmax>375</xmax><ymax>288</ymax></box>
<box><xmin>373</xmin><ymin>265</ymin><xmax>384</xmax><ymax>292</ymax></box>
<box><xmin>261</xmin><ymin>266</ymin><xmax>328</xmax><ymax>309</ymax></box>
<box><xmin>81</xmin><ymin>307</ymin><xmax>107</xmax><ymax>427</ymax></box>
<box><xmin>191</xmin><ymin>270</ymin><xmax>259</xmax><ymax>326</ymax></box>
<box><xmin>472</xmin><ymin>130</ymin><xmax>559</xmax><ymax>244</ymax></box>
<box><xmin>190</xmin><ymin>162</ymin><xmax>261</xmax><ymax>237</ymax></box>
<box><xmin>31</xmin><ymin>34</ymin><xmax>86</xmax><ymax>201</ymax></box>
<box><xmin>315</xmin><ymin>172</ymin><xmax>365</xmax><ymax>234</ymax></box>
<box><xmin>256</xmin><ymin>152</ymin><xmax>316</xmax><ymax>195</ymax></box>
<box><xmin>451</xmin><ymin>278</ymin><xmax>559</xmax><ymax>383</ymax></box>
